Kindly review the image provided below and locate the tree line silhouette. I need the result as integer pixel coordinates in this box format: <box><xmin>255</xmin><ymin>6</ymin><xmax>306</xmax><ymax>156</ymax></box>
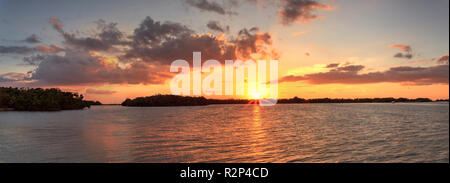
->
<box><xmin>122</xmin><ymin>94</ymin><xmax>208</xmax><ymax>107</ymax></box>
<box><xmin>1</xmin><ymin>87</ymin><xmax>445</xmax><ymax>110</ymax></box>
<box><xmin>277</xmin><ymin>96</ymin><xmax>435</xmax><ymax>103</ymax></box>
<box><xmin>0</xmin><ymin>87</ymin><xmax>101</xmax><ymax>111</ymax></box>
<box><xmin>122</xmin><ymin>95</ymin><xmax>443</xmax><ymax>107</ymax></box>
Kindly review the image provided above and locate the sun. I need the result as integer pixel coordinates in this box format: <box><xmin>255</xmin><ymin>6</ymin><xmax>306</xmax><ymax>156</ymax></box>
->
<box><xmin>251</xmin><ymin>92</ymin><xmax>261</xmax><ymax>99</ymax></box>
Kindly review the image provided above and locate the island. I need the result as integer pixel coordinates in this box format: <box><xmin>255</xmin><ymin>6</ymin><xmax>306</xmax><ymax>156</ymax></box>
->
<box><xmin>0</xmin><ymin>87</ymin><xmax>101</xmax><ymax>111</ymax></box>
<box><xmin>122</xmin><ymin>94</ymin><xmax>208</xmax><ymax>107</ymax></box>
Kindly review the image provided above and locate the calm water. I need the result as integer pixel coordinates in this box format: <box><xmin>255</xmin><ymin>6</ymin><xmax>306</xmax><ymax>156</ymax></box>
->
<box><xmin>0</xmin><ymin>103</ymin><xmax>448</xmax><ymax>163</ymax></box>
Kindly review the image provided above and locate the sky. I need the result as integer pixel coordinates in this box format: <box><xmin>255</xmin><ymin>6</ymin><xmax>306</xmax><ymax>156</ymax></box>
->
<box><xmin>0</xmin><ymin>0</ymin><xmax>449</xmax><ymax>104</ymax></box>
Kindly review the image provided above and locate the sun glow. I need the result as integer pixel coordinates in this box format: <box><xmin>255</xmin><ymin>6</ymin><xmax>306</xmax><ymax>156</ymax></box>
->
<box><xmin>252</xmin><ymin>92</ymin><xmax>261</xmax><ymax>99</ymax></box>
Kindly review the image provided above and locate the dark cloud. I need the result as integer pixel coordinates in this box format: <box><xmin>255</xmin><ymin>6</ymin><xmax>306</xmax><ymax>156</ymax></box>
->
<box><xmin>279</xmin><ymin>64</ymin><xmax>449</xmax><ymax>85</ymax></box>
<box><xmin>325</xmin><ymin>63</ymin><xmax>339</xmax><ymax>68</ymax></box>
<box><xmin>0</xmin><ymin>46</ymin><xmax>35</xmax><ymax>54</ymax></box>
<box><xmin>394</xmin><ymin>52</ymin><xmax>413</xmax><ymax>59</ymax></box>
<box><xmin>185</xmin><ymin>0</ymin><xmax>235</xmax><ymax>15</ymax></box>
<box><xmin>206</xmin><ymin>21</ymin><xmax>229</xmax><ymax>33</ymax></box>
<box><xmin>219</xmin><ymin>0</ymin><xmax>333</xmax><ymax>25</ymax></box>
<box><xmin>86</xmin><ymin>88</ymin><xmax>116</xmax><ymax>95</ymax></box>
<box><xmin>126</xmin><ymin>33</ymin><xmax>236</xmax><ymax>64</ymax></box>
<box><xmin>3</xmin><ymin>16</ymin><xmax>277</xmax><ymax>86</ymax></box>
<box><xmin>390</xmin><ymin>44</ymin><xmax>413</xmax><ymax>59</ymax></box>
<box><xmin>233</xmin><ymin>27</ymin><xmax>276</xmax><ymax>59</ymax></box>
<box><xmin>96</xmin><ymin>19</ymin><xmax>125</xmax><ymax>45</ymax></box>
<box><xmin>126</xmin><ymin>17</ymin><xmax>276</xmax><ymax>64</ymax></box>
<box><xmin>44</xmin><ymin>16</ymin><xmax>276</xmax><ymax>65</ymax></box>
<box><xmin>64</xmin><ymin>35</ymin><xmax>114</xmax><ymax>51</ymax></box>
<box><xmin>185</xmin><ymin>0</ymin><xmax>333</xmax><ymax>25</ymax></box>
<box><xmin>49</xmin><ymin>18</ymin><xmax>126</xmax><ymax>51</ymax></box>
<box><xmin>0</xmin><ymin>44</ymin><xmax>63</xmax><ymax>55</ymax></box>
<box><xmin>23</xmin><ymin>55</ymin><xmax>48</xmax><ymax>66</ymax></box>
<box><xmin>279</xmin><ymin>0</ymin><xmax>332</xmax><ymax>25</ymax></box>
<box><xmin>329</xmin><ymin>65</ymin><xmax>365</xmax><ymax>73</ymax></box>
<box><xmin>23</xmin><ymin>34</ymin><xmax>41</xmax><ymax>44</ymax></box>
<box><xmin>131</xmin><ymin>16</ymin><xmax>193</xmax><ymax>47</ymax></box>
<box><xmin>30</xmin><ymin>50</ymin><xmax>173</xmax><ymax>85</ymax></box>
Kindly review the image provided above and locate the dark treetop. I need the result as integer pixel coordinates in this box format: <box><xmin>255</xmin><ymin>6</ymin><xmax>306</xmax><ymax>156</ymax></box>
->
<box><xmin>0</xmin><ymin>87</ymin><xmax>101</xmax><ymax>111</ymax></box>
<box><xmin>122</xmin><ymin>94</ymin><xmax>208</xmax><ymax>107</ymax></box>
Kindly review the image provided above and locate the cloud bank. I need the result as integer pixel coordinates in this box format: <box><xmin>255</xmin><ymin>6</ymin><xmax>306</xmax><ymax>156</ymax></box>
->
<box><xmin>1</xmin><ymin>16</ymin><xmax>277</xmax><ymax>86</ymax></box>
<box><xmin>279</xmin><ymin>61</ymin><xmax>449</xmax><ymax>85</ymax></box>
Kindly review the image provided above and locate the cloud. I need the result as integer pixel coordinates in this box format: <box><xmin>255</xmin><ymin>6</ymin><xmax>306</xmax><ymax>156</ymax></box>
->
<box><xmin>131</xmin><ymin>16</ymin><xmax>193</xmax><ymax>47</ymax></box>
<box><xmin>185</xmin><ymin>0</ymin><xmax>235</xmax><ymax>15</ymax></box>
<box><xmin>44</xmin><ymin>16</ymin><xmax>276</xmax><ymax>64</ymax></box>
<box><xmin>437</xmin><ymin>54</ymin><xmax>449</xmax><ymax>64</ymax></box>
<box><xmin>330</xmin><ymin>65</ymin><xmax>364</xmax><ymax>72</ymax></box>
<box><xmin>29</xmin><ymin>50</ymin><xmax>173</xmax><ymax>85</ymax></box>
<box><xmin>0</xmin><ymin>72</ymin><xmax>31</xmax><ymax>82</ymax></box>
<box><xmin>35</xmin><ymin>44</ymin><xmax>64</xmax><ymax>53</ymax></box>
<box><xmin>206</xmin><ymin>21</ymin><xmax>229</xmax><ymax>33</ymax></box>
<box><xmin>233</xmin><ymin>27</ymin><xmax>276</xmax><ymax>59</ymax></box>
<box><xmin>0</xmin><ymin>46</ymin><xmax>35</xmax><ymax>54</ymax></box>
<box><xmin>0</xmin><ymin>44</ymin><xmax>63</xmax><ymax>55</ymax></box>
<box><xmin>279</xmin><ymin>0</ymin><xmax>332</xmax><ymax>25</ymax></box>
<box><xmin>325</xmin><ymin>63</ymin><xmax>339</xmax><ymax>68</ymax></box>
<box><xmin>126</xmin><ymin>33</ymin><xmax>236</xmax><ymax>64</ymax></box>
<box><xmin>86</xmin><ymin>88</ymin><xmax>116</xmax><ymax>95</ymax></box>
<box><xmin>390</xmin><ymin>44</ymin><xmax>413</xmax><ymax>59</ymax></box>
<box><xmin>3</xmin><ymin>16</ymin><xmax>277</xmax><ymax>87</ymax></box>
<box><xmin>186</xmin><ymin>0</ymin><xmax>333</xmax><ymax>25</ymax></box>
<box><xmin>23</xmin><ymin>34</ymin><xmax>41</xmax><ymax>44</ymax></box>
<box><xmin>389</xmin><ymin>44</ymin><xmax>411</xmax><ymax>52</ymax></box>
<box><xmin>279</xmin><ymin>64</ymin><xmax>449</xmax><ymax>85</ymax></box>
<box><xmin>96</xmin><ymin>19</ymin><xmax>125</xmax><ymax>45</ymax></box>
<box><xmin>126</xmin><ymin>17</ymin><xmax>277</xmax><ymax>65</ymax></box>
<box><xmin>394</xmin><ymin>52</ymin><xmax>413</xmax><ymax>59</ymax></box>
<box><xmin>23</xmin><ymin>55</ymin><xmax>48</xmax><ymax>65</ymax></box>
<box><xmin>49</xmin><ymin>18</ymin><xmax>64</xmax><ymax>33</ymax></box>
<box><xmin>49</xmin><ymin>18</ymin><xmax>126</xmax><ymax>51</ymax></box>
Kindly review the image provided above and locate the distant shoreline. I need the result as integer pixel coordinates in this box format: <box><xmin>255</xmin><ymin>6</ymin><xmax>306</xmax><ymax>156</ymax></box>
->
<box><xmin>2</xmin><ymin>87</ymin><xmax>448</xmax><ymax>110</ymax></box>
<box><xmin>120</xmin><ymin>95</ymin><xmax>449</xmax><ymax>107</ymax></box>
<box><xmin>1</xmin><ymin>99</ymin><xmax>448</xmax><ymax>111</ymax></box>
<box><xmin>3</xmin><ymin>101</ymin><xmax>446</xmax><ymax>111</ymax></box>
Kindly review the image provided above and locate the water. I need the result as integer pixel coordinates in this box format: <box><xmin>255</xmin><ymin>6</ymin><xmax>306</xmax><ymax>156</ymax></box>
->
<box><xmin>0</xmin><ymin>103</ymin><xmax>448</xmax><ymax>163</ymax></box>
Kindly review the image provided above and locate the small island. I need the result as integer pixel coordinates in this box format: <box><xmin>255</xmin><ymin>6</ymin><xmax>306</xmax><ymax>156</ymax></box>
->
<box><xmin>122</xmin><ymin>94</ymin><xmax>208</xmax><ymax>107</ymax></box>
<box><xmin>0</xmin><ymin>87</ymin><xmax>101</xmax><ymax>111</ymax></box>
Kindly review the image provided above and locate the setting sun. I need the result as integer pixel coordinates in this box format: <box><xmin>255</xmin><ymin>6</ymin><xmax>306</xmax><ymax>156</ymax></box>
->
<box><xmin>252</xmin><ymin>92</ymin><xmax>261</xmax><ymax>99</ymax></box>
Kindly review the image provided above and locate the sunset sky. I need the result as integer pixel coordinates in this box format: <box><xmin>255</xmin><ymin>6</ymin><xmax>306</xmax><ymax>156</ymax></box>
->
<box><xmin>0</xmin><ymin>0</ymin><xmax>449</xmax><ymax>104</ymax></box>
